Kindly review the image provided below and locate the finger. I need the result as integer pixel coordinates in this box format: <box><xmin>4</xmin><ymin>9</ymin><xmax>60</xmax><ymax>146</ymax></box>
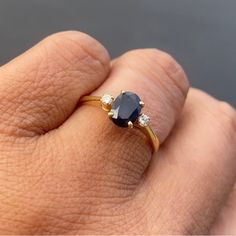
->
<box><xmin>143</xmin><ymin>89</ymin><xmax>236</xmax><ymax>234</ymax></box>
<box><xmin>0</xmin><ymin>31</ymin><xmax>110</xmax><ymax>137</ymax></box>
<box><xmin>58</xmin><ymin>49</ymin><xmax>189</xmax><ymax>188</ymax></box>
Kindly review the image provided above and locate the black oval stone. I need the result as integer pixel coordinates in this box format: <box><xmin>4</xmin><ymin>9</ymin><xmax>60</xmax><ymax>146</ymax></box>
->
<box><xmin>111</xmin><ymin>91</ymin><xmax>141</xmax><ymax>127</ymax></box>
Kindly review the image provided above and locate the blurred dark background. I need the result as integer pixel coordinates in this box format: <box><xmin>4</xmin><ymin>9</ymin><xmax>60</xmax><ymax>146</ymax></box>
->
<box><xmin>0</xmin><ymin>0</ymin><xmax>235</xmax><ymax>106</ymax></box>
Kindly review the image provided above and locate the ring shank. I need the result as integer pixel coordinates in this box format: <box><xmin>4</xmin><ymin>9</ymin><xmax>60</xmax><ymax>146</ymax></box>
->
<box><xmin>80</xmin><ymin>95</ymin><xmax>101</xmax><ymax>103</ymax></box>
<box><xmin>135</xmin><ymin>123</ymin><xmax>160</xmax><ymax>152</ymax></box>
<box><xmin>79</xmin><ymin>95</ymin><xmax>160</xmax><ymax>152</ymax></box>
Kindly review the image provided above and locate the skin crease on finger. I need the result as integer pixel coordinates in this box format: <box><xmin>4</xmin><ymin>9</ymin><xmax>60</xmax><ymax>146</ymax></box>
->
<box><xmin>0</xmin><ymin>31</ymin><xmax>235</xmax><ymax>234</ymax></box>
<box><xmin>0</xmin><ymin>31</ymin><xmax>113</xmax><ymax>234</ymax></box>
<box><xmin>0</xmin><ymin>34</ymin><xmax>190</xmax><ymax>234</ymax></box>
<box><xmin>1</xmin><ymin>89</ymin><xmax>233</xmax><ymax>235</ymax></box>
<box><xmin>0</xmin><ymin>31</ymin><xmax>110</xmax><ymax>137</ymax></box>
<box><xmin>137</xmin><ymin>89</ymin><xmax>236</xmax><ymax>234</ymax></box>
<box><xmin>37</xmin><ymin>50</ymin><xmax>189</xmax><ymax>234</ymax></box>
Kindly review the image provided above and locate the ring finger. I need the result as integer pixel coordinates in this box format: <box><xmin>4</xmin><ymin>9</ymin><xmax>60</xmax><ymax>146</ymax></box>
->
<box><xmin>58</xmin><ymin>48</ymin><xmax>189</xmax><ymax>189</ymax></box>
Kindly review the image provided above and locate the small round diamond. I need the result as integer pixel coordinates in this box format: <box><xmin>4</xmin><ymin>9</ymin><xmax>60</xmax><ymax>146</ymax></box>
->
<box><xmin>138</xmin><ymin>114</ymin><xmax>150</xmax><ymax>127</ymax></box>
<box><xmin>101</xmin><ymin>94</ymin><xmax>113</xmax><ymax>106</ymax></box>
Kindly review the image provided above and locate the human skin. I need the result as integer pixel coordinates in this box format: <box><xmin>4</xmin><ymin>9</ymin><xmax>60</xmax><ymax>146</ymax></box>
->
<box><xmin>0</xmin><ymin>31</ymin><xmax>235</xmax><ymax>234</ymax></box>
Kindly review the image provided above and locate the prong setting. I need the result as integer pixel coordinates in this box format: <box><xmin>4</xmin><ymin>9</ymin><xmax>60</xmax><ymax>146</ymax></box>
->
<box><xmin>139</xmin><ymin>100</ymin><xmax>145</xmax><ymax>108</ymax></box>
<box><xmin>101</xmin><ymin>94</ymin><xmax>114</xmax><ymax>111</ymax></box>
<box><xmin>128</xmin><ymin>121</ymin><xmax>133</xmax><ymax>128</ymax></box>
<box><xmin>108</xmin><ymin>111</ymin><xmax>114</xmax><ymax>118</ymax></box>
<box><xmin>80</xmin><ymin>91</ymin><xmax>159</xmax><ymax>152</ymax></box>
<box><xmin>138</xmin><ymin>114</ymin><xmax>150</xmax><ymax>127</ymax></box>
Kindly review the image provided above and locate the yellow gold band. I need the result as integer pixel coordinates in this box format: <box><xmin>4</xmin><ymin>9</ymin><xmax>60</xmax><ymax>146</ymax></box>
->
<box><xmin>79</xmin><ymin>94</ymin><xmax>160</xmax><ymax>153</ymax></box>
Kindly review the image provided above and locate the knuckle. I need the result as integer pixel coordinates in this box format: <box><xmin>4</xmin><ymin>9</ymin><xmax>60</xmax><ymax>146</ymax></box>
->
<box><xmin>191</xmin><ymin>90</ymin><xmax>236</xmax><ymax>138</ymax></box>
<box><xmin>42</xmin><ymin>30</ymin><xmax>110</xmax><ymax>72</ymax></box>
<box><xmin>203</xmin><ymin>99</ymin><xmax>236</xmax><ymax>145</ymax></box>
<box><xmin>157</xmin><ymin>50</ymin><xmax>189</xmax><ymax>97</ymax></box>
<box><xmin>218</xmin><ymin>101</ymin><xmax>236</xmax><ymax>119</ymax></box>
<box><xmin>217</xmin><ymin>101</ymin><xmax>236</xmax><ymax>134</ymax></box>
<box><xmin>156</xmin><ymin>50</ymin><xmax>181</xmax><ymax>73</ymax></box>
<box><xmin>122</xmin><ymin>48</ymin><xmax>189</xmax><ymax>98</ymax></box>
<box><xmin>189</xmin><ymin>89</ymin><xmax>236</xmax><ymax>149</ymax></box>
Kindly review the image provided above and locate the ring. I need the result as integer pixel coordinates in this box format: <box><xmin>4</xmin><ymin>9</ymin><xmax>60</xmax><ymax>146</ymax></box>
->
<box><xmin>80</xmin><ymin>91</ymin><xmax>160</xmax><ymax>152</ymax></box>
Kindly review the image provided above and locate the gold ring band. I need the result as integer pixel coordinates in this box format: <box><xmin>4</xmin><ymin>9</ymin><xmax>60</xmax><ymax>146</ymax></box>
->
<box><xmin>79</xmin><ymin>91</ymin><xmax>160</xmax><ymax>153</ymax></box>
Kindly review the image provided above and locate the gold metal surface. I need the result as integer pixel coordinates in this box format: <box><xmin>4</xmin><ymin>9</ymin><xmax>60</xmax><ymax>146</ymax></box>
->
<box><xmin>80</xmin><ymin>95</ymin><xmax>101</xmax><ymax>104</ymax></box>
<box><xmin>79</xmin><ymin>95</ymin><xmax>160</xmax><ymax>153</ymax></box>
<box><xmin>128</xmin><ymin>121</ymin><xmax>134</xmax><ymax>129</ymax></box>
<box><xmin>134</xmin><ymin>122</ymin><xmax>159</xmax><ymax>152</ymax></box>
<box><xmin>139</xmin><ymin>101</ymin><xmax>145</xmax><ymax>107</ymax></box>
<box><xmin>108</xmin><ymin>111</ymin><xmax>114</xmax><ymax>118</ymax></box>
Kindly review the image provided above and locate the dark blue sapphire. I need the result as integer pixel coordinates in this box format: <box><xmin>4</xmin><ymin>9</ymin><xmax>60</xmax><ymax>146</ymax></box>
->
<box><xmin>111</xmin><ymin>92</ymin><xmax>141</xmax><ymax>127</ymax></box>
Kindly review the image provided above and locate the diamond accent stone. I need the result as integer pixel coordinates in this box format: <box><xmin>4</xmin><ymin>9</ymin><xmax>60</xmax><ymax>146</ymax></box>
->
<box><xmin>101</xmin><ymin>94</ymin><xmax>113</xmax><ymax>105</ymax></box>
<box><xmin>138</xmin><ymin>114</ymin><xmax>150</xmax><ymax>127</ymax></box>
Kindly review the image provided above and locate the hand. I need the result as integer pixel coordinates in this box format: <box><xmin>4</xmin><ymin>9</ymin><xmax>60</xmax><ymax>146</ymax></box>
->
<box><xmin>0</xmin><ymin>31</ymin><xmax>235</xmax><ymax>234</ymax></box>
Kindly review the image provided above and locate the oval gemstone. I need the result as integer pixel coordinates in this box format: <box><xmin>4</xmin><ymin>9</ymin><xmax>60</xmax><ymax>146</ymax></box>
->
<box><xmin>111</xmin><ymin>92</ymin><xmax>141</xmax><ymax>127</ymax></box>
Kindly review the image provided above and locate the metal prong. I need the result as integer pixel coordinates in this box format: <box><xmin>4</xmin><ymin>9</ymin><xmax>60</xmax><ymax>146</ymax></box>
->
<box><xmin>108</xmin><ymin>111</ymin><xmax>114</xmax><ymax>118</ymax></box>
<box><xmin>128</xmin><ymin>121</ymin><xmax>133</xmax><ymax>128</ymax></box>
<box><xmin>139</xmin><ymin>101</ymin><xmax>145</xmax><ymax>108</ymax></box>
<box><xmin>121</xmin><ymin>90</ymin><xmax>126</xmax><ymax>94</ymax></box>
